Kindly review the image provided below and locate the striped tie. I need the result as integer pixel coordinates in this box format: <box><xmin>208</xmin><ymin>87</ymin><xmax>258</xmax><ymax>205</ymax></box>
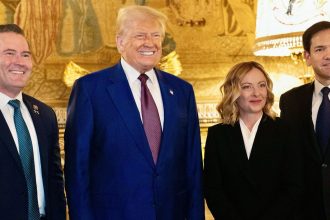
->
<box><xmin>8</xmin><ymin>100</ymin><xmax>40</xmax><ymax>220</ymax></box>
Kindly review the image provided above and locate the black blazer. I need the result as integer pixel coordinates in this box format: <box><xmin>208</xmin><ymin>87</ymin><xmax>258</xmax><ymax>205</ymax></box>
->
<box><xmin>0</xmin><ymin>94</ymin><xmax>66</xmax><ymax>220</ymax></box>
<box><xmin>280</xmin><ymin>82</ymin><xmax>330</xmax><ymax>220</ymax></box>
<box><xmin>204</xmin><ymin>115</ymin><xmax>302</xmax><ymax>220</ymax></box>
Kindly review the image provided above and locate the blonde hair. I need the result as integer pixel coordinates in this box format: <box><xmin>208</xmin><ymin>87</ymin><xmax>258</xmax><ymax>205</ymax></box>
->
<box><xmin>217</xmin><ymin>61</ymin><xmax>276</xmax><ymax>125</ymax></box>
<box><xmin>116</xmin><ymin>5</ymin><xmax>167</xmax><ymax>38</ymax></box>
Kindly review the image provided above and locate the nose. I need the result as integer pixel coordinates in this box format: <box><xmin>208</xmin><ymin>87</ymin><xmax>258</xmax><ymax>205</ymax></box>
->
<box><xmin>143</xmin><ymin>35</ymin><xmax>154</xmax><ymax>46</ymax></box>
<box><xmin>12</xmin><ymin>54</ymin><xmax>27</xmax><ymax>66</ymax></box>
<box><xmin>325</xmin><ymin>47</ymin><xmax>330</xmax><ymax>60</ymax></box>
<box><xmin>252</xmin><ymin>86</ymin><xmax>262</xmax><ymax>96</ymax></box>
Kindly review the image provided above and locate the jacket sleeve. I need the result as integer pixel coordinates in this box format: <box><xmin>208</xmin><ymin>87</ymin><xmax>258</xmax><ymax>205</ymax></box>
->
<box><xmin>186</xmin><ymin>85</ymin><xmax>205</xmax><ymax>220</ymax></box>
<box><xmin>259</xmin><ymin>120</ymin><xmax>303</xmax><ymax>220</ymax></box>
<box><xmin>64</xmin><ymin>79</ymin><xmax>94</xmax><ymax>220</ymax></box>
<box><xmin>47</xmin><ymin>108</ymin><xmax>67</xmax><ymax>220</ymax></box>
<box><xmin>279</xmin><ymin>92</ymin><xmax>291</xmax><ymax>121</ymax></box>
<box><xmin>203</xmin><ymin>126</ymin><xmax>242</xmax><ymax>220</ymax></box>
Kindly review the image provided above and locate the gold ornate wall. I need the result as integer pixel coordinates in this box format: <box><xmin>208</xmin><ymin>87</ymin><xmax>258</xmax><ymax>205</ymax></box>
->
<box><xmin>0</xmin><ymin>0</ymin><xmax>306</xmax><ymax>136</ymax></box>
<box><xmin>0</xmin><ymin>1</ymin><xmax>308</xmax><ymax>218</ymax></box>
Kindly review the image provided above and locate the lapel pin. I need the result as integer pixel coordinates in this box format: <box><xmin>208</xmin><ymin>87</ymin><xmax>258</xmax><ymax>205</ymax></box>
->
<box><xmin>169</xmin><ymin>89</ymin><xmax>174</xmax><ymax>95</ymax></box>
<box><xmin>33</xmin><ymin>105</ymin><xmax>39</xmax><ymax>114</ymax></box>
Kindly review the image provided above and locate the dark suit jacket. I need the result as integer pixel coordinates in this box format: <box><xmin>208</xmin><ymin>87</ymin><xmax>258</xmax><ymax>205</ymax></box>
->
<box><xmin>64</xmin><ymin>62</ymin><xmax>204</xmax><ymax>220</ymax></box>
<box><xmin>280</xmin><ymin>82</ymin><xmax>330</xmax><ymax>220</ymax></box>
<box><xmin>204</xmin><ymin>115</ymin><xmax>302</xmax><ymax>220</ymax></box>
<box><xmin>0</xmin><ymin>94</ymin><xmax>66</xmax><ymax>220</ymax></box>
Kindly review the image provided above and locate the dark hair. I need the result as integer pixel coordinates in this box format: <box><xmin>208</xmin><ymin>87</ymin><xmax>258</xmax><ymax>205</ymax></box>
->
<box><xmin>0</xmin><ymin>24</ymin><xmax>24</xmax><ymax>35</ymax></box>
<box><xmin>303</xmin><ymin>21</ymin><xmax>330</xmax><ymax>52</ymax></box>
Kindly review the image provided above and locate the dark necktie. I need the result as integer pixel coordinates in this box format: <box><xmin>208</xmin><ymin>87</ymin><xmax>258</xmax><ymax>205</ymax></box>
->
<box><xmin>8</xmin><ymin>100</ymin><xmax>40</xmax><ymax>220</ymax></box>
<box><xmin>138</xmin><ymin>74</ymin><xmax>162</xmax><ymax>163</ymax></box>
<box><xmin>316</xmin><ymin>87</ymin><xmax>330</xmax><ymax>154</ymax></box>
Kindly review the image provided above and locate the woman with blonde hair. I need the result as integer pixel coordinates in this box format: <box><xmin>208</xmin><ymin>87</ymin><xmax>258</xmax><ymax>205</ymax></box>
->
<box><xmin>204</xmin><ymin>61</ymin><xmax>302</xmax><ymax>220</ymax></box>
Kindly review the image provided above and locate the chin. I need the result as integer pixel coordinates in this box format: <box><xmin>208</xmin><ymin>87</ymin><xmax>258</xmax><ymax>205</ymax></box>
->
<box><xmin>141</xmin><ymin>63</ymin><xmax>158</xmax><ymax>70</ymax></box>
<box><xmin>250</xmin><ymin>108</ymin><xmax>263</xmax><ymax>114</ymax></box>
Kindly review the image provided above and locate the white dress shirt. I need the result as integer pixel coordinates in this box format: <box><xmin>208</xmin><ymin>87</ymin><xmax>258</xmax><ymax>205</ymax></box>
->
<box><xmin>121</xmin><ymin>58</ymin><xmax>164</xmax><ymax>129</ymax></box>
<box><xmin>0</xmin><ymin>92</ymin><xmax>45</xmax><ymax>216</ymax></box>
<box><xmin>312</xmin><ymin>80</ymin><xmax>330</xmax><ymax>130</ymax></box>
<box><xmin>239</xmin><ymin>116</ymin><xmax>262</xmax><ymax>159</ymax></box>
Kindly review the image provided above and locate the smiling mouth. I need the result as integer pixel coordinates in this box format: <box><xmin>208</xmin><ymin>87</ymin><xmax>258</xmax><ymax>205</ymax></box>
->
<box><xmin>10</xmin><ymin>70</ymin><xmax>25</xmax><ymax>75</ymax></box>
<box><xmin>139</xmin><ymin>51</ymin><xmax>155</xmax><ymax>56</ymax></box>
<box><xmin>250</xmin><ymin>100</ymin><xmax>262</xmax><ymax>103</ymax></box>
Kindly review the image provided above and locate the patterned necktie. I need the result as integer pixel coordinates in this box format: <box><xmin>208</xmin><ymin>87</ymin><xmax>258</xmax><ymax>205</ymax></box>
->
<box><xmin>8</xmin><ymin>100</ymin><xmax>40</xmax><ymax>220</ymax></box>
<box><xmin>316</xmin><ymin>87</ymin><xmax>330</xmax><ymax>154</ymax></box>
<box><xmin>138</xmin><ymin>74</ymin><xmax>162</xmax><ymax>163</ymax></box>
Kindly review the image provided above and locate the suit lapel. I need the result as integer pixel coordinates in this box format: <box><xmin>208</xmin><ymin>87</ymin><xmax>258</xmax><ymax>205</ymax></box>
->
<box><xmin>229</xmin><ymin>122</ymin><xmax>257</xmax><ymax>188</ymax></box>
<box><xmin>301</xmin><ymin>83</ymin><xmax>323</xmax><ymax>162</ymax></box>
<box><xmin>154</xmin><ymin>69</ymin><xmax>176</xmax><ymax>167</ymax></box>
<box><xmin>248</xmin><ymin>115</ymin><xmax>267</xmax><ymax>161</ymax></box>
<box><xmin>106</xmin><ymin>64</ymin><xmax>155</xmax><ymax>168</ymax></box>
<box><xmin>23</xmin><ymin>95</ymin><xmax>48</xmax><ymax>184</ymax></box>
<box><xmin>0</xmin><ymin>112</ymin><xmax>24</xmax><ymax>173</ymax></box>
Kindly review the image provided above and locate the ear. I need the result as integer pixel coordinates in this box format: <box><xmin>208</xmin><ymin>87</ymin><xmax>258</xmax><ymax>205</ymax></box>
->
<box><xmin>116</xmin><ymin>35</ymin><xmax>124</xmax><ymax>53</ymax></box>
<box><xmin>304</xmin><ymin>50</ymin><xmax>312</xmax><ymax>66</ymax></box>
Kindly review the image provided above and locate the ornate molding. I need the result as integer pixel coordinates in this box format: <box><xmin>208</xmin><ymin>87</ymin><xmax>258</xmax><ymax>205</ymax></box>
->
<box><xmin>53</xmin><ymin>102</ymin><xmax>221</xmax><ymax>129</ymax></box>
<box><xmin>53</xmin><ymin>107</ymin><xmax>67</xmax><ymax>129</ymax></box>
<box><xmin>197</xmin><ymin>102</ymin><xmax>220</xmax><ymax>127</ymax></box>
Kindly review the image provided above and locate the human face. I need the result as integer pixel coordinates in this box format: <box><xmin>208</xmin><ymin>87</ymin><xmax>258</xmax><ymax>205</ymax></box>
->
<box><xmin>116</xmin><ymin>18</ymin><xmax>163</xmax><ymax>73</ymax></box>
<box><xmin>305</xmin><ymin>29</ymin><xmax>330</xmax><ymax>86</ymax></box>
<box><xmin>236</xmin><ymin>68</ymin><xmax>268</xmax><ymax>119</ymax></box>
<box><xmin>0</xmin><ymin>32</ymin><xmax>32</xmax><ymax>98</ymax></box>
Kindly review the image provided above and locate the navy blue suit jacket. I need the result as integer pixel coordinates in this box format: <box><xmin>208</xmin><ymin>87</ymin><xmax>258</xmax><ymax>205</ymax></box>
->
<box><xmin>0</xmin><ymin>94</ymin><xmax>66</xmax><ymax>220</ymax></box>
<box><xmin>64</xmin><ymin>63</ymin><xmax>204</xmax><ymax>220</ymax></box>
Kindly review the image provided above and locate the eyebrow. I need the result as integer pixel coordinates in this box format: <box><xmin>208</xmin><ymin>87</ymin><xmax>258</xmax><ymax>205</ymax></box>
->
<box><xmin>241</xmin><ymin>81</ymin><xmax>266</xmax><ymax>84</ymax></box>
<box><xmin>2</xmin><ymin>48</ymin><xmax>31</xmax><ymax>54</ymax></box>
<box><xmin>240</xmin><ymin>80</ymin><xmax>267</xmax><ymax>86</ymax></box>
<box><xmin>134</xmin><ymin>31</ymin><xmax>161</xmax><ymax>34</ymax></box>
<box><xmin>314</xmin><ymin>45</ymin><xmax>326</xmax><ymax>48</ymax></box>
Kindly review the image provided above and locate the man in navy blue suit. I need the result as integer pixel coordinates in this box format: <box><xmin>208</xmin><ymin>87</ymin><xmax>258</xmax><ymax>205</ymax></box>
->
<box><xmin>0</xmin><ymin>24</ymin><xmax>66</xmax><ymax>220</ymax></box>
<box><xmin>64</xmin><ymin>5</ymin><xmax>204</xmax><ymax>220</ymax></box>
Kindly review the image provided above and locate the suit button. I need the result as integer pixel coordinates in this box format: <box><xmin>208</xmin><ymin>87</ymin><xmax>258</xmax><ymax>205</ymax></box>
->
<box><xmin>322</xmin><ymin>163</ymin><xmax>328</xmax><ymax>168</ymax></box>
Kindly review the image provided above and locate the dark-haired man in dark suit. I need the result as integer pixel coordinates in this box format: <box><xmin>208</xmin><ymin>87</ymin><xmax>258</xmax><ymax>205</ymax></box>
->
<box><xmin>0</xmin><ymin>24</ymin><xmax>66</xmax><ymax>220</ymax></box>
<box><xmin>280</xmin><ymin>21</ymin><xmax>330</xmax><ymax>220</ymax></box>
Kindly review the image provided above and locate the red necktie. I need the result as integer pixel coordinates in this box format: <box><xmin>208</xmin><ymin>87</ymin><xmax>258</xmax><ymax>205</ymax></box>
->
<box><xmin>139</xmin><ymin>74</ymin><xmax>162</xmax><ymax>163</ymax></box>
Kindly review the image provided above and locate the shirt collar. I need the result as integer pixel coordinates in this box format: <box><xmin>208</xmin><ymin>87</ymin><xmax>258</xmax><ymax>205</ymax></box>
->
<box><xmin>0</xmin><ymin>91</ymin><xmax>23</xmax><ymax>109</ymax></box>
<box><xmin>239</xmin><ymin>114</ymin><xmax>263</xmax><ymax>134</ymax></box>
<box><xmin>314</xmin><ymin>79</ymin><xmax>330</xmax><ymax>96</ymax></box>
<box><xmin>121</xmin><ymin>57</ymin><xmax>157</xmax><ymax>84</ymax></box>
